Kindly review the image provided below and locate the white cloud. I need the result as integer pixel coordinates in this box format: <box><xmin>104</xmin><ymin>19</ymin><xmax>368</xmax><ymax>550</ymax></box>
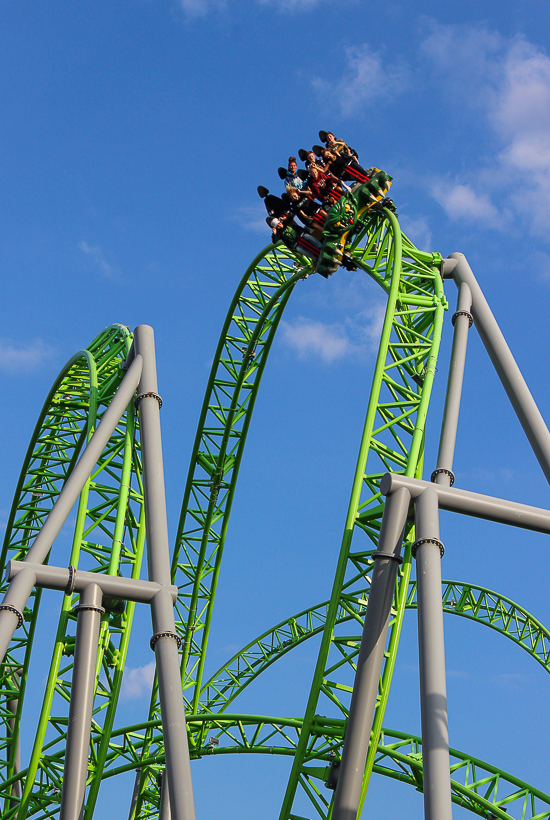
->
<box><xmin>447</xmin><ymin>669</ymin><xmax>470</xmax><ymax>679</ymax></box>
<box><xmin>234</xmin><ymin>203</ymin><xmax>270</xmax><ymax>234</ymax></box>
<box><xmin>533</xmin><ymin>251</ymin><xmax>550</xmax><ymax>281</ymax></box>
<box><xmin>357</xmin><ymin>303</ymin><xmax>385</xmax><ymax>347</ymax></box>
<box><xmin>431</xmin><ymin>181</ymin><xmax>500</xmax><ymax>225</ymax></box>
<box><xmin>121</xmin><ymin>661</ymin><xmax>156</xmax><ymax>699</ymax></box>
<box><xmin>399</xmin><ymin>216</ymin><xmax>432</xmax><ymax>251</ymax></box>
<box><xmin>178</xmin><ymin>0</ymin><xmax>225</xmax><ymax>15</ymax></box>
<box><xmin>280</xmin><ymin>304</ymin><xmax>385</xmax><ymax>364</ymax></box>
<box><xmin>312</xmin><ymin>45</ymin><xmax>408</xmax><ymax>117</ymax></box>
<box><xmin>422</xmin><ymin>24</ymin><xmax>550</xmax><ymax>236</ymax></box>
<box><xmin>79</xmin><ymin>241</ymin><xmax>117</xmax><ymax>278</ymax></box>
<box><xmin>280</xmin><ymin>318</ymin><xmax>349</xmax><ymax>363</ymax></box>
<box><xmin>257</xmin><ymin>0</ymin><xmax>323</xmax><ymax>10</ymax></box>
<box><xmin>0</xmin><ymin>339</ymin><xmax>53</xmax><ymax>374</ymax></box>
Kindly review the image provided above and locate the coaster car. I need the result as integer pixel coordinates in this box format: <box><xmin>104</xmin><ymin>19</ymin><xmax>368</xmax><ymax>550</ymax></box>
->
<box><xmin>314</xmin><ymin>170</ymin><xmax>394</xmax><ymax>278</ymax></box>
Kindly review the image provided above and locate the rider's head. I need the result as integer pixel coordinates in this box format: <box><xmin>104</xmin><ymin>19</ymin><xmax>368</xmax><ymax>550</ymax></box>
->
<box><xmin>288</xmin><ymin>157</ymin><xmax>297</xmax><ymax>173</ymax></box>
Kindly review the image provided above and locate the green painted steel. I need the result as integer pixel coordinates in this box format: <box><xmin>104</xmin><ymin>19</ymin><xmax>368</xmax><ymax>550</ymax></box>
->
<box><xmin>32</xmin><ymin>713</ymin><xmax>548</xmax><ymax>820</ymax></box>
<box><xmin>0</xmin><ymin>205</ymin><xmax>548</xmax><ymax>820</ymax></box>
<box><xmin>198</xmin><ymin>575</ymin><xmax>550</xmax><ymax>715</ymax></box>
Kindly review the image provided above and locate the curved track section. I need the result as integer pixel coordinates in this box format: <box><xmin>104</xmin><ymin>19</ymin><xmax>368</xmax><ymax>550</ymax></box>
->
<box><xmin>73</xmin><ymin>715</ymin><xmax>550</xmax><ymax>820</ymax></box>
<box><xmin>2</xmin><ymin>205</ymin><xmax>548</xmax><ymax>820</ymax></box>
<box><xmin>0</xmin><ymin>325</ymin><xmax>147</xmax><ymax>820</ymax></box>
<box><xmin>198</xmin><ymin>574</ymin><xmax>550</xmax><ymax>714</ymax></box>
<box><xmin>133</xmin><ymin>208</ymin><xmax>447</xmax><ymax>818</ymax></box>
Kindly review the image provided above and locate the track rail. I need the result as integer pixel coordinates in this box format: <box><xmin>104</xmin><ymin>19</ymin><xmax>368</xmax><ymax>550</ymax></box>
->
<box><xmin>1</xmin><ymin>205</ymin><xmax>547</xmax><ymax>820</ymax></box>
<box><xmin>198</xmin><ymin>575</ymin><xmax>550</xmax><ymax>714</ymax></box>
<box><xmin>43</xmin><ymin>714</ymin><xmax>549</xmax><ymax>820</ymax></box>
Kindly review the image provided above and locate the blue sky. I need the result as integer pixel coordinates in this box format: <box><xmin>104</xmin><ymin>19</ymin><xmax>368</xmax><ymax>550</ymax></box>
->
<box><xmin>2</xmin><ymin>1</ymin><xmax>550</xmax><ymax>818</ymax></box>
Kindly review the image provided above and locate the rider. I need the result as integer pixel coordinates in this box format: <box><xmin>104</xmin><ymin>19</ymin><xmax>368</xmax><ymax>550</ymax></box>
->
<box><xmin>286</xmin><ymin>186</ymin><xmax>327</xmax><ymax>236</ymax></box>
<box><xmin>319</xmin><ymin>130</ymin><xmax>359</xmax><ymax>161</ymax></box>
<box><xmin>305</xmin><ymin>164</ymin><xmax>344</xmax><ymax>206</ymax></box>
<box><xmin>283</xmin><ymin>157</ymin><xmax>305</xmax><ymax>190</ymax></box>
<box><xmin>320</xmin><ymin>149</ymin><xmax>369</xmax><ymax>185</ymax></box>
<box><xmin>270</xmin><ymin>216</ymin><xmax>323</xmax><ymax>268</ymax></box>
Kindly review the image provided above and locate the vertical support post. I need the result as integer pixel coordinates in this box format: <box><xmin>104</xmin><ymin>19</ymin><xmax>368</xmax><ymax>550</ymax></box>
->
<box><xmin>433</xmin><ymin>282</ymin><xmax>472</xmax><ymax>488</ymax></box>
<box><xmin>159</xmin><ymin>770</ymin><xmax>172</xmax><ymax>820</ymax></box>
<box><xmin>59</xmin><ymin>584</ymin><xmax>104</xmax><ymax>820</ymax></box>
<box><xmin>127</xmin><ymin>769</ymin><xmax>141</xmax><ymax>820</ymax></box>
<box><xmin>133</xmin><ymin>325</ymin><xmax>196</xmax><ymax>820</ymax></box>
<box><xmin>7</xmin><ymin>670</ymin><xmax>21</xmax><ymax>804</ymax></box>
<box><xmin>414</xmin><ymin>488</ymin><xmax>452</xmax><ymax>820</ymax></box>
<box><xmin>332</xmin><ymin>487</ymin><xmax>411</xmax><ymax>820</ymax></box>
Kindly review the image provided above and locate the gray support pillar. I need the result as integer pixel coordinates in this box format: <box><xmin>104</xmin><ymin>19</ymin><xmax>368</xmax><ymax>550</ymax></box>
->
<box><xmin>59</xmin><ymin>584</ymin><xmax>104</xmax><ymax>820</ymax></box>
<box><xmin>151</xmin><ymin>589</ymin><xmax>195</xmax><ymax>820</ymax></box>
<box><xmin>159</xmin><ymin>769</ymin><xmax>172</xmax><ymax>820</ymax></box>
<box><xmin>0</xmin><ymin>355</ymin><xmax>143</xmax><ymax>663</ymax></box>
<box><xmin>414</xmin><ymin>488</ymin><xmax>452</xmax><ymax>820</ymax></box>
<box><xmin>434</xmin><ymin>282</ymin><xmax>472</xmax><ymax>488</ymax></box>
<box><xmin>133</xmin><ymin>326</ymin><xmax>172</xmax><ymax>588</ymax></box>
<box><xmin>444</xmin><ymin>253</ymin><xmax>550</xmax><ymax>485</ymax></box>
<box><xmin>7</xmin><ymin>670</ymin><xmax>21</xmax><ymax>803</ymax></box>
<box><xmin>133</xmin><ymin>325</ymin><xmax>196</xmax><ymax>820</ymax></box>
<box><xmin>127</xmin><ymin>769</ymin><xmax>141</xmax><ymax>820</ymax></box>
<box><xmin>332</xmin><ymin>487</ymin><xmax>411</xmax><ymax>820</ymax></box>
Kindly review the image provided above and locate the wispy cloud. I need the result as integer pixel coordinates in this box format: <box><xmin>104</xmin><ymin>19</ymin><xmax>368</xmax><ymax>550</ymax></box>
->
<box><xmin>233</xmin><ymin>202</ymin><xmax>270</xmax><ymax>233</ymax></box>
<box><xmin>121</xmin><ymin>661</ymin><xmax>156</xmax><ymax>699</ymax></box>
<box><xmin>492</xmin><ymin>672</ymin><xmax>526</xmax><ymax>691</ymax></box>
<box><xmin>79</xmin><ymin>241</ymin><xmax>117</xmax><ymax>278</ymax></box>
<box><xmin>400</xmin><ymin>216</ymin><xmax>433</xmax><ymax>251</ymax></box>
<box><xmin>257</xmin><ymin>0</ymin><xmax>324</xmax><ymax>11</ymax></box>
<box><xmin>280</xmin><ymin>318</ymin><xmax>350</xmax><ymax>363</ymax></box>
<box><xmin>280</xmin><ymin>303</ymin><xmax>384</xmax><ymax>363</ymax></box>
<box><xmin>0</xmin><ymin>339</ymin><xmax>54</xmax><ymax>374</ymax></box>
<box><xmin>447</xmin><ymin>669</ymin><xmax>470</xmax><ymax>679</ymax></box>
<box><xmin>178</xmin><ymin>0</ymin><xmax>226</xmax><ymax>16</ymax></box>
<box><xmin>431</xmin><ymin>182</ymin><xmax>501</xmax><ymax>227</ymax></box>
<box><xmin>422</xmin><ymin>24</ymin><xmax>550</xmax><ymax>235</ymax></box>
<box><xmin>312</xmin><ymin>45</ymin><xmax>408</xmax><ymax>117</ymax></box>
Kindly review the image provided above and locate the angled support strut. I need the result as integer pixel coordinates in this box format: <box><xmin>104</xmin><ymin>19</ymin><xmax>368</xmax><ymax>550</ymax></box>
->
<box><xmin>331</xmin><ymin>487</ymin><xmax>410</xmax><ymax>820</ymax></box>
<box><xmin>443</xmin><ymin>253</ymin><xmax>550</xmax><ymax>485</ymax></box>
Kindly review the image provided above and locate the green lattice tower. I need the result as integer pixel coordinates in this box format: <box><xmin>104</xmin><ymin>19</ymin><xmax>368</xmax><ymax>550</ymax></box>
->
<box><xmin>0</xmin><ymin>208</ymin><xmax>549</xmax><ymax>820</ymax></box>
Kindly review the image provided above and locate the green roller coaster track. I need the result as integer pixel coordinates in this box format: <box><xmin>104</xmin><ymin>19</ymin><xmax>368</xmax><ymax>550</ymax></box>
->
<box><xmin>0</xmin><ymin>207</ymin><xmax>548</xmax><ymax>820</ymax></box>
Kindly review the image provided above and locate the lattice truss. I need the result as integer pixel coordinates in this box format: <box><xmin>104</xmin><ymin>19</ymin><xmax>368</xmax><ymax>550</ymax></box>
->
<box><xmin>0</xmin><ymin>209</ymin><xmax>548</xmax><ymax>820</ymax></box>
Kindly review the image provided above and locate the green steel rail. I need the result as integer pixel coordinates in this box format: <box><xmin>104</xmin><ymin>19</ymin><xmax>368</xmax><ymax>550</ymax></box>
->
<box><xmin>129</xmin><ymin>209</ymin><xmax>447</xmax><ymax>818</ymax></box>
<box><xmin>1</xmin><ymin>205</ymin><xmax>547</xmax><ymax>820</ymax></box>
<box><xmin>11</xmin><ymin>713</ymin><xmax>545</xmax><ymax>820</ymax></box>
<box><xmin>1</xmin><ymin>210</ymin><xmax>450</xmax><ymax>818</ymax></box>
<box><xmin>198</xmin><ymin>575</ymin><xmax>550</xmax><ymax>715</ymax></box>
<box><xmin>277</xmin><ymin>210</ymin><xmax>446</xmax><ymax>819</ymax></box>
<box><xmin>1</xmin><ymin>571</ymin><xmax>535</xmax><ymax>817</ymax></box>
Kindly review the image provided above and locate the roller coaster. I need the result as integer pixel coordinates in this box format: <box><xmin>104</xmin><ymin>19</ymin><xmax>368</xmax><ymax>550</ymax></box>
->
<box><xmin>1</xmin><ymin>164</ymin><xmax>550</xmax><ymax>820</ymax></box>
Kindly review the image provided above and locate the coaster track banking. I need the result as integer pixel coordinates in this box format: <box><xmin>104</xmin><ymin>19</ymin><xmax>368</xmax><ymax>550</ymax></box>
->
<box><xmin>0</xmin><ymin>209</ymin><xmax>548</xmax><ymax>820</ymax></box>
